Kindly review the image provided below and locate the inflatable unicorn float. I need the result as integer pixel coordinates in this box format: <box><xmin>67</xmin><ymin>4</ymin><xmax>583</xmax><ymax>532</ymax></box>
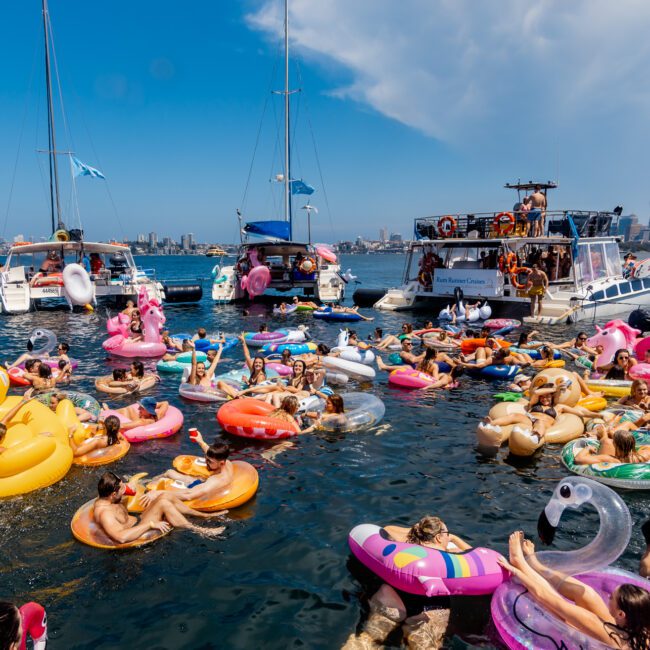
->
<box><xmin>103</xmin><ymin>287</ymin><xmax>167</xmax><ymax>358</ymax></box>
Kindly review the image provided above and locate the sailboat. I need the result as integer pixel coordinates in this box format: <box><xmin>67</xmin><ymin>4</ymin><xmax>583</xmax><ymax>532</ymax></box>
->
<box><xmin>0</xmin><ymin>0</ymin><xmax>165</xmax><ymax>313</ymax></box>
<box><xmin>211</xmin><ymin>0</ymin><xmax>345</xmax><ymax>304</ymax></box>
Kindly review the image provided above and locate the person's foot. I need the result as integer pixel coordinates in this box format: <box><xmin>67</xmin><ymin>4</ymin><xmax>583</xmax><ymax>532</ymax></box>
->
<box><xmin>508</xmin><ymin>531</ymin><xmax>526</xmax><ymax>570</ymax></box>
<box><xmin>194</xmin><ymin>524</ymin><xmax>226</xmax><ymax>538</ymax></box>
<box><xmin>376</xmin><ymin>357</ymin><xmax>388</xmax><ymax>371</ymax></box>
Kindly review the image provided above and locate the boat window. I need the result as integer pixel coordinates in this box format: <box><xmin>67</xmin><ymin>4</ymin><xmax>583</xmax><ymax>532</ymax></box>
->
<box><xmin>644</xmin><ymin>279</ymin><xmax>650</xmax><ymax>290</ymax></box>
<box><xmin>619</xmin><ymin>282</ymin><xmax>631</xmax><ymax>295</ymax></box>
<box><xmin>575</xmin><ymin>244</ymin><xmax>593</xmax><ymax>284</ymax></box>
<box><xmin>631</xmin><ymin>279</ymin><xmax>643</xmax><ymax>292</ymax></box>
<box><xmin>605</xmin><ymin>285</ymin><xmax>619</xmax><ymax>298</ymax></box>
<box><xmin>588</xmin><ymin>243</ymin><xmax>608</xmax><ymax>280</ymax></box>
<box><xmin>603</xmin><ymin>242</ymin><xmax>621</xmax><ymax>277</ymax></box>
<box><xmin>591</xmin><ymin>290</ymin><xmax>604</xmax><ymax>301</ymax></box>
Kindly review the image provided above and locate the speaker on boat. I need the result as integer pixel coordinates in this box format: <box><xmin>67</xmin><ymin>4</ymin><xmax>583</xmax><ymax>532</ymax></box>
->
<box><xmin>163</xmin><ymin>282</ymin><xmax>203</xmax><ymax>303</ymax></box>
<box><xmin>629</xmin><ymin>308</ymin><xmax>650</xmax><ymax>334</ymax></box>
<box><xmin>68</xmin><ymin>229</ymin><xmax>83</xmax><ymax>242</ymax></box>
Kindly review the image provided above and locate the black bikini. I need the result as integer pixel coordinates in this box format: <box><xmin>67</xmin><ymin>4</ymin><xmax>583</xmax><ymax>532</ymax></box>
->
<box><xmin>530</xmin><ymin>404</ymin><xmax>557</xmax><ymax>419</ymax></box>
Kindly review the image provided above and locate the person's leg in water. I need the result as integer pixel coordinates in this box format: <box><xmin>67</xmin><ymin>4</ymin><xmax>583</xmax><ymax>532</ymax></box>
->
<box><xmin>139</xmin><ymin>492</ymin><xmax>226</xmax><ymax>537</ymax></box>
<box><xmin>341</xmin><ymin>584</ymin><xmax>406</xmax><ymax>649</ymax></box>
<box><xmin>402</xmin><ymin>608</ymin><xmax>450</xmax><ymax>650</ymax></box>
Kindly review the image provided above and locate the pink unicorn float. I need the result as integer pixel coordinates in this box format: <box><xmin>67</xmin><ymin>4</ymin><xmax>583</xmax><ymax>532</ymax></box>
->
<box><xmin>102</xmin><ymin>288</ymin><xmax>167</xmax><ymax>358</ymax></box>
<box><xmin>240</xmin><ymin>248</ymin><xmax>271</xmax><ymax>299</ymax></box>
<box><xmin>586</xmin><ymin>319</ymin><xmax>640</xmax><ymax>364</ymax></box>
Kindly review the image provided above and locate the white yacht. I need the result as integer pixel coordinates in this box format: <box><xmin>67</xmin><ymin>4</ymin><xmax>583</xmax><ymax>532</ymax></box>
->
<box><xmin>374</xmin><ymin>182</ymin><xmax>648</xmax><ymax>324</ymax></box>
<box><xmin>0</xmin><ymin>241</ymin><xmax>164</xmax><ymax>313</ymax></box>
<box><xmin>211</xmin><ymin>0</ymin><xmax>345</xmax><ymax>305</ymax></box>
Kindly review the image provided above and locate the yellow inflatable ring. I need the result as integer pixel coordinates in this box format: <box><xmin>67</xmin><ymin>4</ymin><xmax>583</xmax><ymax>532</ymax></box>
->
<box><xmin>72</xmin><ymin>436</ymin><xmax>130</xmax><ymax>467</ymax></box>
<box><xmin>172</xmin><ymin>454</ymin><xmax>211</xmax><ymax>478</ymax></box>
<box><xmin>0</xmin><ymin>397</ymin><xmax>72</xmax><ymax>497</ymax></box>
<box><xmin>577</xmin><ymin>396</ymin><xmax>608</xmax><ymax>412</ymax></box>
<box><xmin>71</xmin><ymin>499</ymin><xmax>171</xmax><ymax>549</ymax></box>
<box><xmin>133</xmin><ymin>459</ymin><xmax>259</xmax><ymax>513</ymax></box>
<box><xmin>543</xmin><ymin>359</ymin><xmax>565</xmax><ymax>369</ymax></box>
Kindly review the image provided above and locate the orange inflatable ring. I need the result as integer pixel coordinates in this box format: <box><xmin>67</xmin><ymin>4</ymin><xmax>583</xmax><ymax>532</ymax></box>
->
<box><xmin>510</xmin><ymin>267</ymin><xmax>532</xmax><ymax>289</ymax></box>
<box><xmin>299</xmin><ymin>257</ymin><xmax>317</xmax><ymax>274</ymax></box>
<box><xmin>135</xmin><ymin>459</ymin><xmax>259</xmax><ymax>512</ymax></box>
<box><xmin>71</xmin><ymin>498</ymin><xmax>171</xmax><ymax>549</ymax></box>
<box><xmin>217</xmin><ymin>398</ymin><xmax>301</xmax><ymax>440</ymax></box>
<box><xmin>460</xmin><ymin>338</ymin><xmax>512</xmax><ymax>355</ymax></box>
<box><xmin>72</xmin><ymin>436</ymin><xmax>131</xmax><ymax>467</ymax></box>
<box><xmin>31</xmin><ymin>272</ymin><xmax>64</xmax><ymax>287</ymax></box>
<box><xmin>437</xmin><ymin>216</ymin><xmax>457</xmax><ymax>238</ymax></box>
<box><xmin>493</xmin><ymin>212</ymin><xmax>515</xmax><ymax>235</ymax></box>
<box><xmin>498</xmin><ymin>251</ymin><xmax>517</xmax><ymax>273</ymax></box>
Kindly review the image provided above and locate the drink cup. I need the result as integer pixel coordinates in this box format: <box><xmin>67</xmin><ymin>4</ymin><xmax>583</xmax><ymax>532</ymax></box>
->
<box><xmin>189</xmin><ymin>427</ymin><xmax>199</xmax><ymax>441</ymax></box>
<box><xmin>123</xmin><ymin>484</ymin><xmax>136</xmax><ymax>496</ymax></box>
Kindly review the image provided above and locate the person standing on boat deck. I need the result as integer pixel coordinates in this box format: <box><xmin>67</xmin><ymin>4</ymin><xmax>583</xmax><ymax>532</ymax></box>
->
<box><xmin>526</xmin><ymin>264</ymin><xmax>548</xmax><ymax>317</ymax></box>
<box><xmin>518</xmin><ymin>195</ymin><xmax>532</xmax><ymax>236</ymax></box>
<box><xmin>529</xmin><ymin>185</ymin><xmax>547</xmax><ymax>237</ymax></box>
<box><xmin>623</xmin><ymin>252</ymin><xmax>637</xmax><ymax>279</ymax></box>
<box><xmin>39</xmin><ymin>250</ymin><xmax>63</xmax><ymax>274</ymax></box>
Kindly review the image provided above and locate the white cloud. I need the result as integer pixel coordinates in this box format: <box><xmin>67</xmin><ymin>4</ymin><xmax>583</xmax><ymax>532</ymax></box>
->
<box><xmin>247</xmin><ymin>0</ymin><xmax>650</xmax><ymax>141</ymax></box>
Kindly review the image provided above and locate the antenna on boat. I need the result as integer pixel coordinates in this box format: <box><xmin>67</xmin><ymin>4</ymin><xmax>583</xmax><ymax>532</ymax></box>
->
<box><xmin>42</xmin><ymin>0</ymin><xmax>63</xmax><ymax>234</ymax></box>
<box><xmin>283</xmin><ymin>0</ymin><xmax>291</xmax><ymax>239</ymax></box>
<box><xmin>301</xmin><ymin>202</ymin><xmax>318</xmax><ymax>244</ymax></box>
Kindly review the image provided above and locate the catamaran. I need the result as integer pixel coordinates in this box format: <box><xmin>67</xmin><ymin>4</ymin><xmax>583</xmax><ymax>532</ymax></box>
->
<box><xmin>0</xmin><ymin>0</ymin><xmax>164</xmax><ymax>314</ymax></box>
<box><xmin>374</xmin><ymin>181</ymin><xmax>650</xmax><ymax>324</ymax></box>
<box><xmin>211</xmin><ymin>0</ymin><xmax>345</xmax><ymax>304</ymax></box>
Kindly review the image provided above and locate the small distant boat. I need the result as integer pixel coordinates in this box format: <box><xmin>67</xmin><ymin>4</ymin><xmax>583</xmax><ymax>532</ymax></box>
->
<box><xmin>206</xmin><ymin>246</ymin><xmax>229</xmax><ymax>258</ymax></box>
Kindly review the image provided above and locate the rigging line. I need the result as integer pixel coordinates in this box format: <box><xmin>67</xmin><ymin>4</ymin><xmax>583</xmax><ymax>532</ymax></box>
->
<box><xmin>2</xmin><ymin>24</ymin><xmax>41</xmax><ymax>240</ymax></box>
<box><xmin>240</xmin><ymin>45</ymin><xmax>281</xmax><ymax>218</ymax></box>
<box><xmin>295</xmin><ymin>61</ymin><xmax>335</xmax><ymax>240</ymax></box>
<box><xmin>269</xmin><ymin>81</ymin><xmax>283</xmax><ymax>220</ymax></box>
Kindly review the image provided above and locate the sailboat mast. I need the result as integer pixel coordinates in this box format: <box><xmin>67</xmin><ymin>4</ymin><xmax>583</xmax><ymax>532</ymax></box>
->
<box><xmin>283</xmin><ymin>0</ymin><xmax>292</xmax><ymax>239</ymax></box>
<box><xmin>42</xmin><ymin>0</ymin><xmax>62</xmax><ymax>233</ymax></box>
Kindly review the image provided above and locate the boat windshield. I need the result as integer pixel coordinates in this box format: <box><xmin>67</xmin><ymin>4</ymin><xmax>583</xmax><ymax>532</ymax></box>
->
<box><xmin>575</xmin><ymin>241</ymin><xmax>621</xmax><ymax>285</ymax></box>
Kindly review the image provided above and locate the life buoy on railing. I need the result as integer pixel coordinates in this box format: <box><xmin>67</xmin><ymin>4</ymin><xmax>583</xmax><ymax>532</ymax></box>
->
<box><xmin>499</xmin><ymin>251</ymin><xmax>518</xmax><ymax>272</ymax></box>
<box><xmin>31</xmin><ymin>272</ymin><xmax>64</xmax><ymax>287</ymax></box>
<box><xmin>510</xmin><ymin>267</ymin><xmax>531</xmax><ymax>289</ymax></box>
<box><xmin>437</xmin><ymin>216</ymin><xmax>457</xmax><ymax>238</ymax></box>
<box><xmin>299</xmin><ymin>257</ymin><xmax>316</xmax><ymax>274</ymax></box>
<box><xmin>493</xmin><ymin>212</ymin><xmax>515</xmax><ymax>236</ymax></box>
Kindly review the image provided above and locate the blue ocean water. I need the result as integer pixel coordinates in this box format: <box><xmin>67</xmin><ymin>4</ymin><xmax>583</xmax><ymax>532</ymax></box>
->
<box><xmin>0</xmin><ymin>254</ymin><xmax>647</xmax><ymax>649</ymax></box>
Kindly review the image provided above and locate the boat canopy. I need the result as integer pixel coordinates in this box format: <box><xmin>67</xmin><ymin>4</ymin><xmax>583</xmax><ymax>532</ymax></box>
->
<box><xmin>7</xmin><ymin>241</ymin><xmax>132</xmax><ymax>255</ymax></box>
<box><xmin>244</xmin><ymin>220</ymin><xmax>291</xmax><ymax>242</ymax></box>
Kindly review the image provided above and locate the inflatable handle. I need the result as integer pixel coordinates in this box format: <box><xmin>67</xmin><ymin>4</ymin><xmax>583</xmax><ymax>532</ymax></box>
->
<box><xmin>19</xmin><ymin>602</ymin><xmax>47</xmax><ymax>650</ymax></box>
<box><xmin>534</xmin><ymin>477</ymin><xmax>631</xmax><ymax>576</ymax></box>
<box><xmin>27</xmin><ymin>328</ymin><xmax>57</xmax><ymax>356</ymax></box>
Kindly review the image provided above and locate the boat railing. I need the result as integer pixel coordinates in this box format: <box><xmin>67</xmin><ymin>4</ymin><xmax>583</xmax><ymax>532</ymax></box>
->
<box><xmin>414</xmin><ymin>210</ymin><xmax>619</xmax><ymax>240</ymax></box>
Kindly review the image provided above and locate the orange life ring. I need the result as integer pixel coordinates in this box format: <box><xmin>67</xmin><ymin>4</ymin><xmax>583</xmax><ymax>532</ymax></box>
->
<box><xmin>299</xmin><ymin>257</ymin><xmax>317</xmax><ymax>274</ymax></box>
<box><xmin>13</xmin><ymin>241</ymin><xmax>33</xmax><ymax>247</ymax></box>
<box><xmin>31</xmin><ymin>272</ymin><xmax>64</xmax><ymax>287</ymax></box>
<box><xmin>510</xmin><ymin>267</ymin><xmax>531</xmax><ymax>289</ymax></box>
<box><xmin>437</xmin><ymin>216</ymin><xmax>457</xmax><ymax>238</ymax></box>
<box><xmin>493</xmin><ymin>212</ymin><xmax>515</xmax><ymax>236</ymax></box>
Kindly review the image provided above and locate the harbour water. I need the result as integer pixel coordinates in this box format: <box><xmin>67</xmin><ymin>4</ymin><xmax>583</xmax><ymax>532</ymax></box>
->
<box><xmin>1</xmin><ymin>254</ymin><xmax>648</xmax><ymax>649</ymax></box>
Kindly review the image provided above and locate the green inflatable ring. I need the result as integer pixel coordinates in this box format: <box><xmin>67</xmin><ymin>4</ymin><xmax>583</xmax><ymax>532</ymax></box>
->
<box><xmin>561</xmin><ymin>430</ymin><xmax>650</xmax><ymax>490</ymax></box>
<box><xmin>35</xmin><ymin>390</ymin><xmax>101</xmax><ymax>419</ymax></box>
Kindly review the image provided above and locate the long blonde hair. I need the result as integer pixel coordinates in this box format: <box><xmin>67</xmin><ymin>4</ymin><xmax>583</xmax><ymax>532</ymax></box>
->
<box><xmin>406</xmin><ymin>516</ymin><xmax>446</xmax><ymax>544</ymax></box>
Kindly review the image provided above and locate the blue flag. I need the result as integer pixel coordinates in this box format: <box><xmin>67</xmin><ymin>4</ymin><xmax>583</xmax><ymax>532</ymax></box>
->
<box><xmin>290</xmin><ymin>179</ymin><xmax>315</xmax><ymax>195</ymax></box>
<box><xmin>71</xmin><ymin>156</ymin><xmax>105</xmax><ymax>179</ymax></box>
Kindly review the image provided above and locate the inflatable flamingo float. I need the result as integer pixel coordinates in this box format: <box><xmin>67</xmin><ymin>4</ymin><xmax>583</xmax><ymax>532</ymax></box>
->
<box><xmin>102</xmin><ymin>288</ymin><xmax>167</xmax><ymax>357</ymax></box>
<box><xmin>240</xmin><ymin>248</ymin><xmax>271</xmax><ymax>299</ymax></box>
<box><xmin>491</xmin><ymin>477</ymin><xmax>650</xmax><ymax>649</ymax></box>
<box><xmin>586</xmin><ymin>319</ymin><xmax>640</xmax><ymax>364</ymax></box>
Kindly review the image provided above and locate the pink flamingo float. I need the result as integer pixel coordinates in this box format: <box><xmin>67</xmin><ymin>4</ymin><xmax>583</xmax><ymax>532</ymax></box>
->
<box><xmin>102</xmin><ymin>288</ymin><xmax>167</xmax><ymax>358</ymax></box>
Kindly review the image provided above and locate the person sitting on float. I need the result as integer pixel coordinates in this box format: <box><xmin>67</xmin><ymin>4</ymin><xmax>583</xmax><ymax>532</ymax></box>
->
<box><xmin>458</xmin><ymin>337</ymin><xmax>502</xmax><ymax>363</ymax></box>
<box><xmin>268</xmin><ymin>395</ymin><xmax>319</xmax><ymax>433</ymax></box>
<box><xmin>343</xmin><ymin>516</ymin><xmax>470</xmax><ymax>649</ymax></box>
<box><xmin>49</xmin><ymin>392</ymin><xmax>95</xmax><ymax>422</ymax></box>
<box><xmin>93</xmin><ymin>471</ymin><xmax>224</xmax><ymax>543</ymax></box>
<box><xmin>161</xmin><ymin>336</ymin><xmax>192</xmax><ymax>362</ymax></box>
<box><xmin>575</xmin><ymin>429</ymin><xmax>650</xmax><ymax>466</ymax></box>
<box><xmin>448</xmin><ymin>301</ymin><xmax>481</xmax><ymax>324</ymax></box>
<box><xmin>374</xmin><ymin>323</ymin><xmax>414</xmax><ymax>350</ymax></box>
<box><xmin>618</xmin><ymin>379</ymin><xmax>650</xmax><ymax>411</ymax></box>
<box><xmin>216</xmin><ymin>336</ymin><xmax>268</xmax><ymax>399</ymax></box>
<box><xmin>507</xmin><ymin>373</ymin><xmax>532</xmax><ymax>393</ymax></box>
<box><xmin>107</xmin><ymin>397</ymin><xmax>169</xmax><ymax>432</ymax></box>
<box><xmin>188</xmin><ymin>343</ymin><xmax>223</xmax><ymax>388</ymax></box>
<box><xmin>376</xmin><ymin>338</ymin><xmax>425</xmax><ymax>371</ymax></box>
<box><xmin>498</xmin><ymin>531</ymin><xmax>650</xmax><ymax>650</ymax></box>
<box><xmin>458</xmin><ymin>346</ymin><xmax>529</xmax><ymax>371</ymax></box>
<box><xmin>151</xmin><ymin>436</ymin><xmax>234</xmax><ymax>505</ymax></box>
<box><xmin>552</xmin><ymin>331</ymin><xmax>598</xmax><ymax>360</ymax></box>
<box><xmin>68</xmin><ymin>414</ymin><xmax>123</xmax><ymax>458</ymax></box>
<box><xmin>345</xmin><ymin>330</ymin><xmax>371</xmax><ymax>350</ymax></box>
<box><xmin>480</xmin><ymin>383</ymin><xmax>601</xmax><ymax>443</ymax></box>
<box><xmin>9</xmin><ymin>341</ymin><xmax>71</xmax><ymax>370</ymax></box>
<box><xmin>416</xmin><ymin>347</ymin><xmax>457</xmax><ymax>377</ymax></box>
<box><xmin>292</xmin><ymin>295</ymin><xmax>320</xmax><ymax>310</ymax></box>
<box><xmin>20</xmin><ymin>359</ymin><xmax>42</xmax><ymax>385</ymax></box>
<box><xmin>600</xmin><ymin>349</ymin><xmax>638</xmax><ymax>381</ymax></box>
<box><xmin>105</xmin><ymin>368</ymin><xmax>139</xmax><ymax>392</ymax></box>
<box><xmin>420</xmin><ymin>366</ymin><xmax>464</xmax><ymax>391</ymax></box>
<box><xmin>32</xmin><ymin>362</ymin><xmax>70</xmax><ymax>392</ymax></box>
<box><xmin>423</xmin><ymin>330</ymin><xmax>462</xmax><ymax>351</ymax></box>
<box><xmin>127</xmin><ymin>310</ymin><xmax>143</xmax><ymax>342</ymax></box>
<box><xmin>121</xmin><ymin>299</ymin><xmax>136</xmax><ymax>318</ymax></box>
<box><xmin>515</xmin><ymin>330</ymin><xmax>546</xmax><ymax>350</ymax></box>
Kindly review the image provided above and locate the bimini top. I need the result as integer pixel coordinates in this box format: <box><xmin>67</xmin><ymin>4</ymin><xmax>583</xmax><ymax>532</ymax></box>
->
<box><xmin>8</xmin><ymin>241</ymin><xmax>132</xmax><ymax>255</ymax></box>
<box><xmin>504</xmin><ymin>180</ymin><xmax>558</xmax><ymax>192</ymax></box>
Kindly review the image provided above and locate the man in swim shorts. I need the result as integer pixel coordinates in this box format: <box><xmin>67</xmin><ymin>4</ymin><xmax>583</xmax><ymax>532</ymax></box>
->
<box><xmin>146</xmin><ymin>436</ymin><xmax>234</xmax><ymax>505</ymax></box>
<box><xmin>93</xmin><ymin>472</ymin><xmax>225</xmax><ymax>543</ymax></box>
<box><xmin>528</xmin><ymin>185</ymin><xmax>547</xmax><ymax>237</ymax></box>
<box><xmin>526</xmin><ymin>264</ymin><xmax>548</xmax><ymax>317</ymax></box>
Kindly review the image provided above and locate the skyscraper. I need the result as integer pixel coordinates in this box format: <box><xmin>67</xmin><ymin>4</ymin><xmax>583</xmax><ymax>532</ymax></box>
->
<box><xmin>148</xmin><ymin>232</ymin><xmax>158</xmax><ymax>249</ymax></box>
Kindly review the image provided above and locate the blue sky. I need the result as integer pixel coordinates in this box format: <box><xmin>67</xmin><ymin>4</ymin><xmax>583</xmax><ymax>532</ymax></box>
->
<box><xmin>2</xmin><ymin>0</ymin><xmax>650</xmax><ymax>244</ymax></box>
